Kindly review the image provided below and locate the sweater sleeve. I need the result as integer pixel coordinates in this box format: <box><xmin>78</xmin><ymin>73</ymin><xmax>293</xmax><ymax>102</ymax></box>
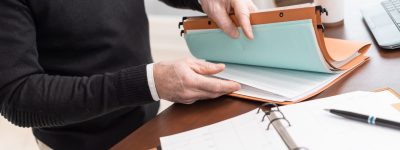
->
<box><xmin>0</xmin><ymin>0</ymin><xmax>153</xmax><ymax>128</ymax></box>
<box><xmin>159</xmin><ymin>0</ymin><xmax>203</xmax><ymax>12</ymax></box>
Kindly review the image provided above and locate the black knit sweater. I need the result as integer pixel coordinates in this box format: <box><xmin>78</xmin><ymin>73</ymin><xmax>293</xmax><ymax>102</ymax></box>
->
<box><xmin>0</xmin><ymin>0</ymin><xmax>202</xmax><ymax>149</ymax></box>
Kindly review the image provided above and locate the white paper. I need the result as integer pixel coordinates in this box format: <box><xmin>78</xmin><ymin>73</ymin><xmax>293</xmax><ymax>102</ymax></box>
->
<box><xmin>160</xmin><ymin>109</ymin><xmax>287</xmax><ymax>150</ymax></box>
<box><xmin>215</xmin><ymin>63</ymin><xmax>345</xmax><ymax>102</ymax></box>
<box><xmin>280</xmin><ymin>91</ymin><xmax>400</xmax><ymax>150</ymax></box>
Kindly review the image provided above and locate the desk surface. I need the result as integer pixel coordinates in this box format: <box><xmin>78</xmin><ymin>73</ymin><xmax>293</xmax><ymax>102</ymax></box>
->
<box><xmin>112</xmin><ymin>0</ymin><xmax>400</xmax><ymax>149</ymax></box>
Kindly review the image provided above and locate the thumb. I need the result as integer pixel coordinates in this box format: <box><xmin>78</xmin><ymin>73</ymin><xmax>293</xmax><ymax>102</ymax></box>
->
<box><xmin>191</xmin><ymin>60</ymin><xmax>225</xmax><ymax>75</ymax></box>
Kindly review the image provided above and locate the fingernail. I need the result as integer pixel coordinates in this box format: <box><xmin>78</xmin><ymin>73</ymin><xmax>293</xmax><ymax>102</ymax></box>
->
<box><xmin>217</xmin><ymin>63</ymin><xmax>225</xmax><ymax>69</ymax></box>
<box><xmin>248</xmin><ymin>34</ymin><xmax>254</xmax><ymax>40</ymax></box>
<box><xmin>230</xmin><ymin>82</ymin><xmax>241</xmax><ymax>91</ymax></box>
<box><xmin>235</xmin><ymin>83</ymin><xmax>241</xmax><ymax>90</ymax></box>
<box><xmin>247</xmin><ymin>28</ymin><xmax>254</xmax><ymax>40</ymax></box>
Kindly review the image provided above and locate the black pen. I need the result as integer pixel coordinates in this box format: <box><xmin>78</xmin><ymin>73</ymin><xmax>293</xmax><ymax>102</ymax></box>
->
<box><xmin>325</xmin><ymin>109</ymin><xmax>400</xmax><ymax>130</ymax></box>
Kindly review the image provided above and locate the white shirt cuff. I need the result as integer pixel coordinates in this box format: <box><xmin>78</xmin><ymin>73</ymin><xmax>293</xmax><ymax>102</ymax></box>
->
<box><xmin>146</xmin><ymin>63</ymin><xmax>160</xmax><ymax>101</ymax></box>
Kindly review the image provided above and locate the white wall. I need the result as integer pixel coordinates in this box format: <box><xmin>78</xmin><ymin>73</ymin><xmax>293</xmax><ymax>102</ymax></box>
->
<box><xmin>145</xmin><ymin>0</ymin><xmax>203</xmax><ymax>62</ymax></box>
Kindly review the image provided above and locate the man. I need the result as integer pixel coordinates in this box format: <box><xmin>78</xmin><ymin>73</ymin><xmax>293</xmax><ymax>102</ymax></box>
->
<box><xmin>0</xmin><ymin>0</ymin><xmax>256</xmax><ymax>149</ymax></box>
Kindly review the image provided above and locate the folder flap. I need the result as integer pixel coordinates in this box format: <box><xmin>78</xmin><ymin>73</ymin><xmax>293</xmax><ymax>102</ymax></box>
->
<box><xmin>181</xmin><ymin>5</ymin><xmax>373</xmax><ymax>71</ymax></box>
<box><xmin>324</xmin><ymin>38</ymin><xmax>371</xmax><ymax>61</ymax></box>
<box><xmin>185</xmin><ymin>20</ymin><xmax>333</xmax><ymax>73</ymax></box>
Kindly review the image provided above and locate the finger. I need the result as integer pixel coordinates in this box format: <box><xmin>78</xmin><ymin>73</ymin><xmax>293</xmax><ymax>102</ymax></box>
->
<box><xmin>232</xmin><ymin>1</ymin><xmax>254</xmax><ymax>40</ymax></box>
<box><xmin>191</xmin><ymin>59</ymin><xmax>225</xmax><ymax>75</ymax></box>
<box><xmin>182</xmin><ymin>99</ymin><xmax>196</xmax><ymax>105</ymax></box>
<box><xmin>195</xmin><ymin>75</ymin><xmax>241</xmax><ymax>94</ymax></box>
<box><xmin>189</xmin><ymin>90</ymin><xmax>224</xmax><ymax>101</ymax></box>
<box><xmin>178</xmin><ymin>90</ymin><xmax>216</xmax><ymax>104</ymax></box>
<box><xmin>211</xmin><ymin>7</ymin><xmax>240</xmax><ymax>38</ymax></box>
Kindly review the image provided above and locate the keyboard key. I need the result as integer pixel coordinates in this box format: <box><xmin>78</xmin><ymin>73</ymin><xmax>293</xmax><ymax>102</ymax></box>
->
<box><xmin>389</xmin><ymin>10</ymin><xmax>400</xmax><ymax>23</ymax></box>
<box><xmin>382</xmin><ymin>2</ymin><xmax>396</xmax><ymax>10</ymax></box>
<box><xmin>387</xmin><ymin>6</ymin><xmax>396</xmax><ymax>11</ymax></box>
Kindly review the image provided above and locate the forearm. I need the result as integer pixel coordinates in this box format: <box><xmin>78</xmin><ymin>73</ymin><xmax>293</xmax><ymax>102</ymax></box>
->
<box><xmin>0</xmin><ymin>65</ymin><xmax>153</xmax><ymax>128</ymax></box>
<box><xmin>159</xmin><ymin>0</ymin><xmax>203</xmax><ymax>12</ymax></box>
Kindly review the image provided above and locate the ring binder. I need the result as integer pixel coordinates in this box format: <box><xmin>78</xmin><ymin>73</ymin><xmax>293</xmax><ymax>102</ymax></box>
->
<box><xmin>257</xmin><ymin>103</ymin><xmax>291</xmax><ymax>130</ymax></box>
<box><xmin>257</xmin><ymin>103</ymin><xmax>308</xmax><ymax>150</ymax></box>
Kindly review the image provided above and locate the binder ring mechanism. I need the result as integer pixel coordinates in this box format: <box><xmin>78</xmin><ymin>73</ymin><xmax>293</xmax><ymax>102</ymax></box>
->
<box><xmin>316</xmin><ymin>6</ymin><xmax>328</xmax><ymax>32</ymax></box>
<box><xmin>257</xmin><ymin>103</ymin><xmax>291</xmax><ymax>130</ymax></box>
<box><xmin>178</xmin><ymin>17</ymin><xmax>214</xmax><ymax>37</ymax></box>
<box><xmin>257</xmin><ymin>103</ymin><xmax>309</xmax><ymax>150</ymax></box>
<box><xmin>179</xmin><ymin>17</ymin><xmax>188</xmax><ymax>37</ymax></box>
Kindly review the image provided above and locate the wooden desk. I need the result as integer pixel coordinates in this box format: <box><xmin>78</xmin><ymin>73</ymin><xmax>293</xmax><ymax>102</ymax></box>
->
<box><xmin>112</xmin><ymin>0</ymin><xmax>400</xmax><ymax>149</ymax></box>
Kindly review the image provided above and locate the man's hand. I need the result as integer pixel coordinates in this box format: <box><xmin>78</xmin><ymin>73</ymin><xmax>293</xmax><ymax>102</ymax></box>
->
<box><xmin>153</xmin><ymin>58</ymin><xmax>241</xmax><ymax>104</ymax></box>
<box><xmin>200</xmin><ymin>0</ymin><xmax>257</xmax><ymax>39</ymax></box>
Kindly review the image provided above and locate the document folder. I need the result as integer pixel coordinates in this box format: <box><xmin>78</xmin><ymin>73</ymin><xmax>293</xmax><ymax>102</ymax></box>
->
<box><xmin>179</xmin><ymin>5</ymin><xmax>371</xmax><ymax>104</ymax></box>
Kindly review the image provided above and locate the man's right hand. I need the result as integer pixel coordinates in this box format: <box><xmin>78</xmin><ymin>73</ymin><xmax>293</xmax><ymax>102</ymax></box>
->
<box><xmin>153</xmin><ymin>58</ymin><xmax>241</xmax><ymax>104</ymax></box>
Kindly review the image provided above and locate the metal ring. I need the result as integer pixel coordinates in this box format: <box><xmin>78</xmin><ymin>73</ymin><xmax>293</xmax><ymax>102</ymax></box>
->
<box><xmin>267</xmin><ymin>117</ymin><xmax>291</xmax><ymax>130</ymax></box>
<box><xmin>257</xmin><ymin>102</ymin><xmax>278</xmax><ymax>114</ymax></box>
<box><xmin>261</xmin><ymin>110</ymin><xmax>285</xmax><ymax>122</ymax></box>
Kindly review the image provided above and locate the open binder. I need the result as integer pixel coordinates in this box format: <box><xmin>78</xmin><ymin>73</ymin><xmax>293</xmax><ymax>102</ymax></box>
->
<box><xmin>179</xmin><ymin>5</ymin><xmax>372</xmax><ymax>104</ymax></box>
<box><xmin>160</xmin><ymin>88</ymin><xmax>400</xmax><ymax>150</ymax></box>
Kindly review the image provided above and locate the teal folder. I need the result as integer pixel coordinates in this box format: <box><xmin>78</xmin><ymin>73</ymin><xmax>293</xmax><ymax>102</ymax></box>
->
<box><xmin>184</xmin><ymin>19</ymin><xmax>333</xmax><ymax>73</ymax></box>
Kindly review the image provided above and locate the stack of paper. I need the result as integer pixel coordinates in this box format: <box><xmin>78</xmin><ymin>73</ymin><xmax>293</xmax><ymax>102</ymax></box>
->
<box><xmin>214</xmin><ymin>63</ymin><xmax>348</xmax><ymax>102</ymax></box>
